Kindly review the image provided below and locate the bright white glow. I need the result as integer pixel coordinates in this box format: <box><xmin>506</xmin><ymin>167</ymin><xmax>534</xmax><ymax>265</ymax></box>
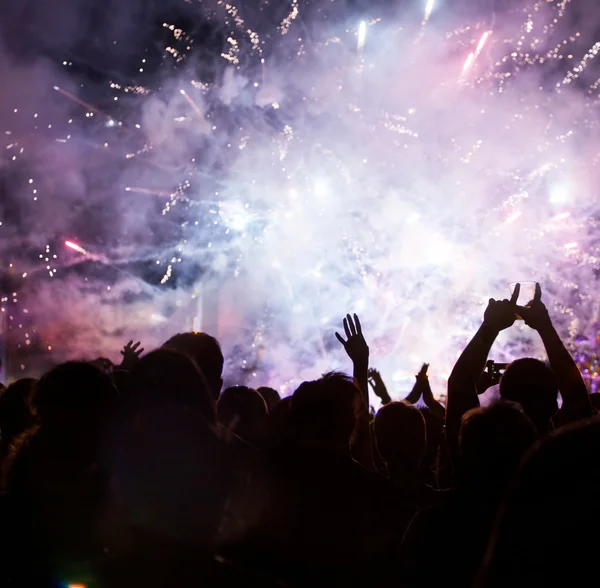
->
<box><xmin>314</xmin><ymin>179</ymin><xmax>330</xmax><ymax>197</ymax></box>
<box><xmin>550</xmin><ymin>182</ymin><xmax>571</xmax><ymax>204</ymax></box>
<box><xmin>357</xmin><ymin>21</ymin><xmax>367</xmax><ymax>53</ymax></box>
<box><xmin>424</xmin><ymin>0</ymin><xmax>435</xmax><ymax>22</ymax></box>
<box><xmin>219</xmin><ymin>201</ymin><xmax>252</xmax><ymax>232</ymax></box>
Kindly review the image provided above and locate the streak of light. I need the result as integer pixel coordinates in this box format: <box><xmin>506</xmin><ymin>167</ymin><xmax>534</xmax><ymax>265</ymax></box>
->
<box><xmin>65</xmin><ymin>241</ymin><xmax>88</xmax><ymax>255</ymax></box>
<box><xmin>180</xmin><ymin>89</ymin><xmax>204</xmax><ymax>120</ymax></box>
<box><xmin>357</xmin><ymin>21</ymin><xmax>367</xmax><ymax>53</ymax></box>
<box><xmin>505</xmin><ymin>210</ymin><xmax>522</xmax><ymax>223</ymax></box>
<box><xmin>461</xmin><ymin>53</ymin><xmax>475</xmax><ymax>76</ymax></box>
<box><xmin>53</xmin><ymin>86</ymin><xmax>103</xmax><ymax>116</ymax></box>
<box><xmin>125</xmin><ymin>187</ymin><xmax>172</xmax><ymax>196</ymax></box>
<box><xmin>475</xmin><ymin>31</ymin><xmax>492</xmax><ymax>56</ymax></box>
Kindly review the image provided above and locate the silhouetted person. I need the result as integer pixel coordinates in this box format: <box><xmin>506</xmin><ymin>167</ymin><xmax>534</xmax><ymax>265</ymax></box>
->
<box><xmin>102</xmin><ymin>346</ymin><xmax>273</xmax><ymax>586</ymax></box>
<box><xmin>3</xmin><ymin>363</ymin><xmax>118</xmax><ymax>586</ymax></box>
<box><xmin>162</xmin><ymin>332</ymin><xmax>224</xmax><ymax>400</ymax></box>
<box><xmin>479</xmin><ymin>418</ymin><xmax>600</xmax><ymax>588</ymax></box>
<box><xmin>241</xmin><ymin>373</ymin><xmax>413</xmax><ymax>587</ymax></box>
<box><xmin>446</xmin><ymin>283</ymin><xmax>591</xmax><ymax>466</ymax></box>
<box><xmin>374</xmin><ymin>401</ymin><xmax>444</xmax><ymax>508</ymax></box>
<box><xmin>217</xmin><ymin>385</ymin><xmax>268</xmax><ymax>446</ymax></box>
<box><xmin>400</xmin><ymin>401</ymin><xmax>536</xmax><ymax>587</ymax></box>
<box><xmin>127</xmin><ymin>348</ymin><xmax>215</xmax><ymax>424</ymax></box>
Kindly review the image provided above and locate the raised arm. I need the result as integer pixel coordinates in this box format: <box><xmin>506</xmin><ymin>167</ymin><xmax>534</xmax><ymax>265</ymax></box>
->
<box><xmin>368</xmin><ymin>368</ymin><xmax>392</xmax><ymax>405</ymax></box>
<box><xmin>516</xmin><ymin>283</ymin><xmax>592</xmax><ymax>424</ymax></box>
<box><xmin>336</xmin><ymin>313</ymin><xmax>369</xmax><ymax>404</ymax></box>
<box><xmin>335</xmin><ymin>313</ymin><xmax>375</xmax><ymax>470</ymax></box>
<box><xmin>420</xmin><ymin>366</ymin><xmax>446</xmax><ymax>420</ymax></box>
<box><xmin>446</xmin><ymin>285</ymin><xmax>520</xmax><ymax>457</ymax></box>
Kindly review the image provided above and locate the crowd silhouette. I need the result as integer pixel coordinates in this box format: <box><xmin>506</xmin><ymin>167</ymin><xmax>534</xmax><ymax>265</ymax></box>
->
<box><xmin>0</xmin><ymin>282</ymin><xmax>598</xmax><ymax>587</ymax></box>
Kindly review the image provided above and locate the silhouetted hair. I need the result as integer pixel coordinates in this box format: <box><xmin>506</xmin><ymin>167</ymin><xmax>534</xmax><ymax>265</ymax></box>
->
<box><xmin>257</xmin><ymin>386</ymin><xmax>281</xmax><ymax>411</ymax></box>
<box><xmin>459</xmin><ymin>400</ymin><xmax>537</xmax><ymax>493</ymax></box>
<box><xmin>162</xmin><ymin>332</ymin><xmax>224</xmax><ymax>399</ymax></box>
<box><xmin>374</xmin><ymin>401</ymin><xmax>426</xmax><ymax>469</ymax></box>
<box><xmin>129</xmin><ymin>349</ymin><xmax>215</xmax><ymax>424</ymax></box>
<box><xmin>35</xmin><ymin>362</ymin><xmax>117</xmax><ymax>425</ymax></box>
<box><xmin>499</xmin><ymin>358</ymin><xmax>559</xmax><ymax>434</ymax></box>
<box><xmin>217</xmin><ymin>386</ymin><xmax>267</xmax><ymax>444</ymax></box>
<box><xmin>289</xmin><ymin>372</ymin><xmax>361</xmax><ymax>448</ymax></box>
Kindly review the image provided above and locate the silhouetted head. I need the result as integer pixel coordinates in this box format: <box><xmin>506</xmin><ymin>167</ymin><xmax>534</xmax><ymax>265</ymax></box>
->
<box><xmin>162</xmin><ymin>332</ymin><xmax>224</xmax><ymax>400</ymax></box>
<box><xmin>217</xmin><ymin>385</ymin><xmax>267</xmax><ymax>445</ymax></box>
<box><xmin>289</xmin><ymin>372</ymin><xmax>361</xmax><ymax>453</ymax></box>
<box><xmin>374</xmin><ymin>401</ymin><xmax>426</xmax><ymax>474</ymax></box>
<box><xmin>35</xmin><ymin>362</ymin><xmax>117</xmax><ymax>427</ymax></box>
<box><xmin>499</xmin><ymin>358</ymin><xmax>559</xmax><ymax>434</ymax></box>
<box><xmin>0</xmin><ymin>378</ymin><xmax>38</xmax><ymax>453</ymax></box>
<box><xmin>129</xmin><ymin>349</ymin><xmax>215</xmax><ymax>424</ymax></box>
<box><xmin>479</xmin><ymin>418</ymin><xmax>600</xmax><ymax>587</ymax></box>
<box><xmin>257</xmin><ymin>386</ymin><xmax>281</xmax><ymax>411</ymax></box>
<box><xmin>264</xmin><ymin>396</ymin><xmax>292</xmax><ymax>451</ymax></box>
<box><xmin>459</xmin><ymin>400</ymin><xmax>537</xmax><ymax>496</ymax></box>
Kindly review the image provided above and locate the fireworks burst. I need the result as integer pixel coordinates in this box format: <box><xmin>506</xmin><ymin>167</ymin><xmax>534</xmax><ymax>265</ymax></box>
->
<box><xmin>1</xmin><ymin>0</ymin><xmax>599</xmax><ymax>395</ymax></box>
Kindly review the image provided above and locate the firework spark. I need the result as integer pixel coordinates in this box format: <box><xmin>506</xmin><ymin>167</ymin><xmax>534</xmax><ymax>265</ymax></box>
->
<box><xmin>64</xmin><ymin>241</ymin><xmax>88</xmax><ymax>256</ymax></box>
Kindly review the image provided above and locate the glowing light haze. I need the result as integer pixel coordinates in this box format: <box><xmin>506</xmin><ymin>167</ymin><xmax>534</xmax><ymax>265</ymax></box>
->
<box><xmin>1</xmin><ymin>0</ymin><xmax>599</xmax><ymax>396</ymax></box>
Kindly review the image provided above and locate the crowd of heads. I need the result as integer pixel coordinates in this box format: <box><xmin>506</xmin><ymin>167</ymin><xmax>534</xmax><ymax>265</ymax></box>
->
<box><xmin>0</xmin><ymin>283</ymin><xmax>599</xmax><ymax>587</ymax></box>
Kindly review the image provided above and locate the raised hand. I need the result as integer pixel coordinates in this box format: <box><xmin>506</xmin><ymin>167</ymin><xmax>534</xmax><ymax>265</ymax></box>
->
<box><xmin>417</xmin><ymin>363</ymin><xmax>433</xmax><ymax>401</ymax></box>
<box><xmin>119</xmin><ymin>340</ymin><xmax>144</xmax><ymax>370</ymax></box>
<box><xmin>406</xmin><ymin>363</ymin><xmax>429</xmax><ymax>404</ymax></box>
<box><xmin>335</xmin><ymin>313</ymin><xmax>369</xmax><ymax>366</ymax></box>
<box><xmin>483</xmin><ymin>283</ymin><xmax>520</xmax><ymax>332</ymax></box>
<box><xmin>476</xmin><ymin>360</ymin><xmax>502</xmax><ymax>395</ymax></box>
<box><xmin>515</xmin><ymin>282</ymin><xmax>552</xmax><ymax>333</ymax></box>
<box><xmin>417</xmin><ymin>363</ymin><xmax>446</xmax><ymax>418</ymax></box>
<box><xmin>368</xmin><ymin>368</ymin><xmax>391</xmax><ymax>404</ymax></box>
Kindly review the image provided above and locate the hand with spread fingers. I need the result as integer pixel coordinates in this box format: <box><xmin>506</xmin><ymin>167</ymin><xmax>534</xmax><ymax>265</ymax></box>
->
<box><xmin>119</xmin><ymin>340</ymin><xmax>144</xmax><ymax>370</ymax></box>
<box><xmin>335</xmin><ymin>313</ymin><xmax>369</xmax><ymax>366</ymax></box>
